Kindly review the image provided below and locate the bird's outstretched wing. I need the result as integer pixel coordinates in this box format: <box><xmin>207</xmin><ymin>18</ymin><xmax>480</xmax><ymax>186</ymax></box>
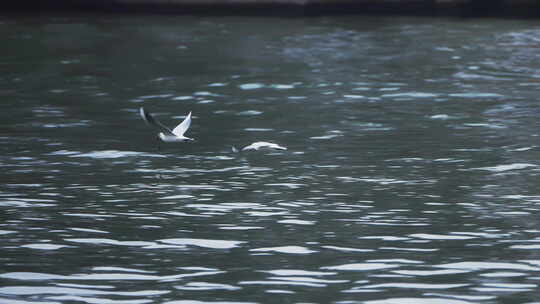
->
<box><xmin>242</xmin><ymin>141</ymin><xmax>287</xmax><ymax>151</ymax></box>
<box><xmin>139</xmin><ymin>107</ymin><xmax>174</xmax><ymax>135</ymax></box>
<box><xmin>172</xmin><ymin>111</ymin><xmax>192</xmax><ymax>137</ymax></box>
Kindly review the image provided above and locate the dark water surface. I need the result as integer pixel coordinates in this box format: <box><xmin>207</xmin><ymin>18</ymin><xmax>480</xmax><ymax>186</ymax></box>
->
<box><xmin>1</xmin><ymin>13</ymin><xmax>540</xmax><ymax>304</ymax></box>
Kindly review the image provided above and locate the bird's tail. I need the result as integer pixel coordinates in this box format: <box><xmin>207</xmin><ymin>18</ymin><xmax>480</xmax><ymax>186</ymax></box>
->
<box><xmin>231</xmin><ymin>146</ymin><xmax>239</xmax><ymax>153</ymax></box>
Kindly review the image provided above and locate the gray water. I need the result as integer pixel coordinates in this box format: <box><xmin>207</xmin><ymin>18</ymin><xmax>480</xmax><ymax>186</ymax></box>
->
<box><xmin>1</xmin><ymin>13</ymin><xmax>540</xmax><ymax>304</ymax></box>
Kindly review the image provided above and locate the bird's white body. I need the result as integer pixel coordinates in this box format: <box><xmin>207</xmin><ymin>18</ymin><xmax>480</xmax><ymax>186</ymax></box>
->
<box><xmin>140</xmin><ymin>107</ymin><xmax>194</xmax><ymax>142</ymax></box>
<box><xmin>158</xmin><ymin>132</ymin><xmax>192</xmax><ymax>142</ymax></box>
<box><xmin>241</xmin><ymin>141</ymin><xmax>287</xmax><ymax>151</ymax></box>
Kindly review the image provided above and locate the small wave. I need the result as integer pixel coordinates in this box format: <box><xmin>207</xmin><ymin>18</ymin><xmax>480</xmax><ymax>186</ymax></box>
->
<box><xmin>157</xmin><ymin>211</ymin><xmax>210</xmax><ymax>218</ymax></box>
<box><xmin>360</xmin><ymin>235</ymin><xmax>411</xmax><ymax>241</ymax></box>
<box><xmin>0</xmin><ymin>269</ymin><xmax>224</xmax><ymax>282</ymax></box>
<box><xmin>380</xmin><ymin>247</ymin><xmax>438</xmax><ymax>252</ymax></box>
<box><xmin>322</xmin><ymin>245</ymin><xmax>373</xmax><ymax>253</ymax></box>
<box><xmin>266</xmin><ymin>276</ymin><xmax>348</xmax><ymax>285</ymax></box>
<box><xmin>175</xmin><ymin>184</ymin><xmax>226</xmax><ymax>191</ymax></box>
<box><xmin>239</xmin><ymin>280</ymin><xmax>325</xmax><ymax>287</ymax></box>
<box><xmin>163</xmin><ymin>301</ymin><xmax>256</xmax><ymax>304</ymax></box>
<box><xmin>0</xmin><ymin>286</ymin><xmax>169</xmax><ymax>297</ymax></box>
<box><xmin>309</xmin><ymin>134</ymin><xmax>342</xmax><ymax>140</ymax></box>
<box><xmin>271</xmin><ymin>84</ymin><xmax>296</xmax><ymax>89</ymax></box>
<box><xmin>344</xmin><ymin>121</ymin><xmax>394</xmax><ymax>131</ymax></box>
<box><xmin>46</xmin><ymin>150</ymin><xmax>80</xmax><ymax>156</ymax></box>
<box><xmin>510</xmin><ymin>244</ymin><xmax>540</xmax><ymax>250</ymax></box>
<box><xmin>63</xmin><ymin>213</ymin><xmax>116</xmax><ymax>219</ymax></box>
<box><xmin>463</xmin><ymin>123</ymin><xmax>507</xmax><ymax>129</ymax></box>
<box><xmin>337</xmin><ymin>176</ymin><xmax>436</xmax><ymax>186</ymax></box>
<box><xmin>239</xmin><ymin>83</ymin><xmax>264</xmax><ymax>90</ymax></box>
<box><xmin>474</xmin><ymin>163</ymin><xmax>537</xmax><ymax>172</ymax></box>
<box><xmin>261</xmin><ymin>269</ymin><xmax>336</xmax><ymax>276</ymax></box>
<box><xmin>409</xmin><ymin>233</ymin><xmax>477</xmax><ymax>240</ymax></box>
<box><xmin>357</xmin><ymin>282</ymin><xmax>469</xmax><ymax>290</ymax></box>
<box><xmin>175</xmin><ymin>282</ymin><xmax>240</xmax><ymax>291</ymax></box>
<box><xmin>244</xmin><ymin>211</ymin><xmax>289</xmax><ymax>217</ymax></box>
<box><xmin>193</xmin><ymin>91</ymin><xmax>222</xmax><ymax>97</ymax></box>
<box><xmin>131</xmin><ymin>94</ymin><xmax>173</xmax><ymax>102</ymax></box>
<box><xmin>237</xmin><ymin>110</ymin><xmax>263</xmax><ymax>116</ymax></box>
<box><xmin>321</xmin><ymin>263</ymin><xmax>398</xmax><ymax>271</ymax></box>
<box><xmin>65</xmin><ymin>238</ymin><xmax>157</xmax><ymax>247</ymax></box>
<box><xmin>382</xmin><ymin>92</ymin><xmax>439</xmax><ymax>98</ymax></box>
<box><xmin>343</xmin><ymin>94</ymin><xmax>366</xmax><ymax>99</ymax></box>
<box><xmin>250</xmin><ymin>246</ymin><xmax>316</xmax><ymax>254</ymax></box>
<box><xmin>185</xmin><ymin>202</ymin><xmax>269</xmax><ymax>213</ymax></box>
<box><xmin>429</xmin><ymin>114</ymin><xmax>463</xmax><ymax>120</ymax></box>
<box><xmin>479</xmin><ymin>272</ymin><xmax>526</xmax><ymax>278</ymax></box>
<box><xmin>42</xmin><ymin>121</ymin><xmax>91</xmax><ymax>128</ymax></box>
<box><xmin>473</xmin><ymin>283</ymin><xmax>537</xmax><ymax>293</ymax></box>
<box><xmin>207</xmin><ymin>82</ymin><xmax>228</xmax><ymax>87</ymax></box>
<box><xmin>265</xmin><ymin>183</ymin><xmax>305</xmax><ymax>189</ymax></box>
<box><xmin>218</xmin><ymin>226</ymin><xmax>264</xmax><ymax>230</ymax></box>
<box><xmin>171</xmin><ymin>95</ymin><xmax>194</xmax><ymax>100</ymax></box>
<box><xmin>368</xmin><ymin>259</ymin><xmax>423</xmax><ymax>264</ymax></box>
<box><xmin>481</xmin><ymin>282</ymin><xmax>537</xmax><ymax>290</ymax></box>
<box><xmin>71</xmin><ymin>150</ymin><xmax>163</xmax><ymax>159</ymax></box>
<box><xmin>278</xmin><ymin>219</ymin><xmax>315</xmax><ymax>225</ymax></box>
<box><xmin>0</xmin><ymin>198</ymin><xmax>56</xmax><ymax>208</ymax></box>
<box><xmin>68</xmin><ymin>228</ymin><xmax>110</xmax><ymax>234</ymax></box>
<box><xmin>364</xmin><ymin>297</ymin><xmax>472</xmax><ymax>304</ymax></box>
<box><xmin>92</xmin><ymin>267</ymin><xmax>155</xmax><ymax>274</ymax></box>
<box><xmin>449</xmin><ymin>92</ymin><xmax>504</xmax><ymax>98</ymax></box>
<box><xmin>453</xmin><ymin>72</ymin><xmax>509</xmax><ymax>81</ymax></box>
<box><xmin>159</xmin><ymin>238</ymin><xmax>245</xmax><ymax>249</ymax></box>
<box><xmin>20</xmin><ymin>244</ymin><xmax>70</xmax><ymax>250</ymax></box>
<box><xmin>159</xmin><ymin>194</ymin><xmax>195</xmax><ymax>200</ymax></box>
<box><xmin>244</xmin><ymin>128</ymin><xmax>274</xmax><ymax>132</ymax></box>
<box><xmin>436</xmin><ymin>262</ymin><xmax>540</xmax><ymax>272</ymax></box>
<box><xmin>393</xmin><ymin>269</ymin><xmax>469</xmax><ymax>276</ymax></box>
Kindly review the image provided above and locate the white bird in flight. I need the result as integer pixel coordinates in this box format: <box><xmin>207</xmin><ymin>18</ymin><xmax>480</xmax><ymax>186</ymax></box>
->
<box><xmin>139</xmin><ymin>107</ymin><xmax>194</xmax><ymax>142</ymax></box>
<box><xmin>234</xmin><ymin>141</ymin><xmax>287</xmax><ymax>152</ymax></box>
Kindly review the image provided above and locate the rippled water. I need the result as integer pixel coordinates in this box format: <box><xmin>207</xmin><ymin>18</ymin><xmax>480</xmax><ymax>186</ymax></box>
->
<box><xmin>1</xmin><ymin>13</ymin><xmax>540</xmax><ymax>304</ymax></box>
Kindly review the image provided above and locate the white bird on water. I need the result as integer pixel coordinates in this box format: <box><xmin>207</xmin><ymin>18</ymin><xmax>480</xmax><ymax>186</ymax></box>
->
<box><xmin>234</xmin><ymin>141</ymin><xmax>287</xmax><ymax>152</ymax></box>
<box><xmin>139</xmin><ymin>107</ymin><xmax>194</xmax><ymax>142</ymax></box>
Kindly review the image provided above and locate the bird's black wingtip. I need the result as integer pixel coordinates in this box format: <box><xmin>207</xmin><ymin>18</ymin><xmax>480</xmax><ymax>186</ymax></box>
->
<box><xmin>139</xmin><ymin>107</ymin><xmax>152</xmax><ymax>126</ymax></box>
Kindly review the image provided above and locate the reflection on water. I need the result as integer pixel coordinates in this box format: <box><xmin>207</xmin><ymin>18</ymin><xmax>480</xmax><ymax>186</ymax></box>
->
<box><xmin>1</xmin><ymin>13</ymin><xmax>540</xmax><ymax>304</ymax></box>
